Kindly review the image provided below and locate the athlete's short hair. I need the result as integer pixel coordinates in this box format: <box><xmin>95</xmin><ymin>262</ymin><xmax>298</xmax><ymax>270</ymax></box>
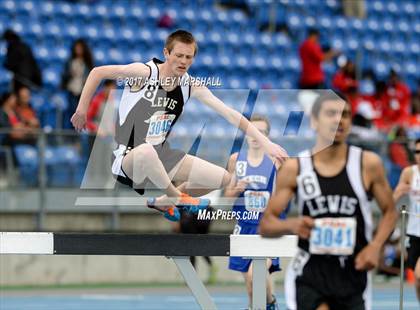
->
<box><xmin>250</xmin><ymin>114</ymin><xmax>271</xmax><ymax>134</ymax></box>
<box><xmin>165</xmin><ymin>30</ymin><xmax>198</xmax><ymax>56</ymax></box>
<box><xmin>311</xmin><ymin>91</ymin><xmax>349</xmax><ymax>119</ymax></box>
<box><xmin>415</xmin><ymin>138</ymin><xmax>420</xmax><ymax>145</ymax></box>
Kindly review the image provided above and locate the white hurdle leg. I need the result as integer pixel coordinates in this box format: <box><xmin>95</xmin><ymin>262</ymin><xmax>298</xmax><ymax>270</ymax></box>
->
<box><xmin>252</xmin><ymin>258</ymin><xmax>267</xmax><ymax>310</ymax></box>
<box><xmin>171</xmin><ymin>256</ymin><xmax>217</xmax><ymax>310</ymax></box>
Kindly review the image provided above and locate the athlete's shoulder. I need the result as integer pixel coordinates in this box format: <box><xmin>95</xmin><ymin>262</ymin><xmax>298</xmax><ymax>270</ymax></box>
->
<box><xmin>362</xmin><ymin>150</ymin><xmax>382</xmax><ymax>167</ymax></box>
<box><xmin>400</xmin><ymin>165</ymin><xmax>414</xmax><ymax>180</ymax></box>
<box><xmin>279</xmin><ymin>157</ymin><xmax>299</xmax><ymax>176</ymax></box>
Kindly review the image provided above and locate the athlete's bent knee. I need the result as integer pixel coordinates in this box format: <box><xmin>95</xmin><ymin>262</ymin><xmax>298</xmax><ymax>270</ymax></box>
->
<box><xmin>133</xmin><ymin>144</ymin><xmax>158</xmax><ymax>162</ymax></box>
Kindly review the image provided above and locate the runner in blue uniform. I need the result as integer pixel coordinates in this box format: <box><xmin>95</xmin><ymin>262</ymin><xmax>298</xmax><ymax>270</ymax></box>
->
<box><xmin>226</xmin><ymin>115</ymin><xmax>287</xmax><ymax>310</ymax></box>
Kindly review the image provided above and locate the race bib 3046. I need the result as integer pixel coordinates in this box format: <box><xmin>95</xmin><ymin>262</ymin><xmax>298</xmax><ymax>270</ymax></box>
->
<box><xmin>145</xmin><ymin>113</ymin><xmax>176</xmax><ymax>145</ymax></box>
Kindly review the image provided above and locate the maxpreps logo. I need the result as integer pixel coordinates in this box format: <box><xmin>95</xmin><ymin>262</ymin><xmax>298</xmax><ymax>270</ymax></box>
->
<box><xmin>197</xmin><ymin>209</ymin><xmax>259</xmax><ymax>221</ymax></box>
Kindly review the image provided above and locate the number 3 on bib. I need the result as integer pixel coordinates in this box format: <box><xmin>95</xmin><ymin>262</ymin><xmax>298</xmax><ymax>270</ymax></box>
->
<box><xmin>309</xmin><ymin>217</ymin><xmax>356</xmax><ymax>256</ymax></box>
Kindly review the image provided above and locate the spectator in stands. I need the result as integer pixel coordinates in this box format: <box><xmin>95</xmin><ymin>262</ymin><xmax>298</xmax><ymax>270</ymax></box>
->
<box><xmin>411</xmin><ymin>81</ymin><xmax>420</xmax><ymax>115</ymax></box>
<box><xmin>369</xmin><ymin>80</ymin><xmax>388</xmax><ymax>130</ymax></box>
<box><xmin>157</xmin><ymin>13</ymin><xmax>175</xmax><ymax>29</ymax></box>
<box><xmin>298</xmin><ymin>28</ymin><xmax>339</xmax><ymax>89</ymax></box>
<box><xmin>408</xmin><ymin>81</ymin><xmax>420</xmax><ymax>127</ymax></box>
<box><xmin>384</xmin><ymin>70</ymin><xmax>411</xmax><ymax>126</ymax></box>
<box><xmin>86</xmin><ymin>80</ymin><xmax>115</xmax><ymax>135</ymax></box>
<box><xmin>332</xmin><ymin>59</ymin><xmax>358</xmax><ymax>97</ymax></box>
<box><xmin>0</xmin><ymin>92</ymin><xmax>35</xmax><ymax>160</ymax></box>
<box><xmin>342</xmin><ymin>0</ymin><xmax>366</xmax><ymax>19</ymax></box>
<box><xmin>359</xmin><ymin>69</ymin><xmax>376</xmax><ymax>97</ymax></box>
<box><xmin>350</xmin><ymin>101</ymin><xmax>383</xmax><ymax>150</ymax></box>
<box><xmin>61</xmin><ymin>39</ymin><xmax>94</xmax><ymax>129</ymax></box>
<box><xmin>15</xmin><ymin>86</ymin><xmax>39</xmax><ymax>131</ymax></box>
<box><xmin>0</xmin><ymin>92</ymin><xmax>23</xmax><ymax>144</ymax></box>
<box><xmin>389</xmin><ymin>126</ymin><xmax>411</xmax><ymax>170</ymax></box>
<box><xmin>2</xmin><ymin>29</ymin><xmax>42</xmax><ymax>91</ymax></box>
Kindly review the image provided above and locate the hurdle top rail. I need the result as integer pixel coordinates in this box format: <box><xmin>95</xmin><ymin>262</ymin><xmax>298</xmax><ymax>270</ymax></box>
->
<box><xmin>0</xmin><ymin>232</ymin><xmax>298</xmax><ymax>310</ymax></box>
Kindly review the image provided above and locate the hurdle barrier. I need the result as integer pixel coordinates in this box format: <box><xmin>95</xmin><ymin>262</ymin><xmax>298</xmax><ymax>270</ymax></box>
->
<box><xmin>0</xmin><ymin>232</ymin><xmax>298</xmax><ymax>310</ymax></box>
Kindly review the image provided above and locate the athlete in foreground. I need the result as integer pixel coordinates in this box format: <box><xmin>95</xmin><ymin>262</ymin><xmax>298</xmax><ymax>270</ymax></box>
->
<box><xmin>260</xmin><ymin>92</ymin><xmax>398</xmax><ymax>310</ymax></box>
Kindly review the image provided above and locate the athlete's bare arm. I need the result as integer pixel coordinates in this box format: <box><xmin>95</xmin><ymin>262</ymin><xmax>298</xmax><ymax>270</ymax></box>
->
<box><xmin>224</xmin><ymin>153</ymin><xmax>250</xmax><ymax>198</ymax></box>
<box><xmin>190</xmin><ymin>85</ymin><xmax>288</xmax><ymax>164</ymax></box>
<box><xmin>71</xmin><ymin>62</ymin><xmax>150</xmax><ymax>131</ymax></box>
<box><xmin>393</xmin><ymin>167</ymin><xmax>412</xmax><ymax>202</ymax></box>
<box><xmin>259</xmin><ymin>159</ymin><xmax>314</xmax><ymax>238</ymax></box>
<box><xmin>355</xmin><ymin>151</ymin><xmax>399</xmax><ymax>271</ymax></box>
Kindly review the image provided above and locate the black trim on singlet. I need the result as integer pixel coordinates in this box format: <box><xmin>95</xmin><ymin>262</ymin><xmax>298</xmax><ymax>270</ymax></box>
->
<box><xmin>153</xmin><ymin>58</ymin><xmax>163</xmax><ymax>82</ymax></box>
<box><xmin>310</xmin><ymin>145</ymin><xmax>350</xmax><ymax>179</ymax></box>
<box><xmin>142</xmin><ymin>64</ymin><xmax>152</xmax><ymax>79</ymax></box>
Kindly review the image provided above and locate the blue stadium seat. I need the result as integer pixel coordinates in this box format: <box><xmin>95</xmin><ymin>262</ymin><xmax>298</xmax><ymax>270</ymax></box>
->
<box><xmin>245</xmin><ymin>77</ymin><xmax>260</xmax><ymax>90</ymax></box>
<box><xmin>47</xmin><ymin>146</ymin><xmax>82</xmax><ymax>187</ymax></box>
<box><xmin>44</xmin><ymin>21</ymin><xmax>63</xmax><ymax>39</ymax></box>
<box><xmin>109</xmin><ymin>3</ymin><xmax>127</xmax><ymax>19</ymax></box>
<box><xmin>369</xmin><ymin>1</ymin><xmax>385</xmax><ymax>16</ymax></box>
<box><xmin>319</xmin><ymin>16</ymin><xmax>333</xmax><ymax>32</ymax></box>
<box><xmin>283</xmin><ymin>55</ymin><xmax>300</xmax><ymax>73</ymax></box>
<box><xmin>278</xmin><ymin>78</ymin><xmax>294</xmax><ymax>89</ymax></box>
<box><xmin>385</xmin><ymin>1</ymin><xmax>399</xmax><ymax>15</ymax></box>
<box><xmin>43</xmin><ymin>69</ymin><xmax>60</xmax><ymax>89</ymax></box>
<box><xmin>372</xmin><ymin>59</ymin><xmax>389</xmax><ymax>79</ymax></box>
<box><xmin>33</xmin><ymin>46</ymin><xmax>50</xmax><ymax>65</ymax></box>
<box><xmin>286</xmin><ymin>12</ymin><xmax>303</xmax><ymax>30</ymax></box>
<box><xmin>39</xmin><ymin>1</ymin><xmax>55</xmax><ymax>17</ymax></box>
<box><xmin>55</xmin><ymin>2</ymin><xmax>73</xmax><ymax>18</ymax></box>
<box><xmin>377</xmin><ymin>38</ymin><xmax>392</xmax><ymax>53</ymax></box>
<box><xmin>408</xmin><ymin>40</ymin><xmax>420</xmax><ymax>55</ymax></box>
<box><xmin>14</xmin><ymin>145</ymin><xmax>38</xmax><ymax>186</ymax></box>
<box><xmin>0</xmin><ymin>0</ymin><xmax>16</xmax><ymax>12</ymax></box>
<box><xmin>73</xmin><ymin>3</ymin><xmax>91</xmax><ymax>20</ymax></box>
<box><xmin>402</xmin><ymin>1</ymin><xmax>416</xmax><ymax>16</ymax></box>
<box><xmin>366</xmin><ymin>17</ymin><xmax>380</xmax><ymax>33</ymax></box>
<box><xmin>333</xmin><ymin>16</ymin><xmax>349</xmax><ymax>32</ymax></box>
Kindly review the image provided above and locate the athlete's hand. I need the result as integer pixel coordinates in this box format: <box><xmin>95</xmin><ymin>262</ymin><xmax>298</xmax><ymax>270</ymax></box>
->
<box><xmin>234</xmin><ymin>179</ymin><xmax>250</xmax><ymax>194</ymax></box>
<box><xmin>354</xmin><ymin>242</ymin><xmax>381</xmax><ymax>271</ymax></box>
<box><xmin>290</xmin><ymin>216</ymin><xmax>314</xmax><ymax>239</ymax></box>
<box><xmin>264</xmin><ymin>142</ymin><xmax>288</xmax><ymax>165</ymax></box>
<box><xmin>71</xmin><ymin>109</ymin><xmax>87</xmax><ymax>132</ymax></box>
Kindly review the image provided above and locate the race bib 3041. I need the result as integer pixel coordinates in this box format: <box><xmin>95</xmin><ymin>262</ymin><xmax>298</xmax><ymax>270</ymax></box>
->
<box><xmin>309</xmin><ymin>217</ymin><xmax>356</xmax><ymax>256</ymax></box>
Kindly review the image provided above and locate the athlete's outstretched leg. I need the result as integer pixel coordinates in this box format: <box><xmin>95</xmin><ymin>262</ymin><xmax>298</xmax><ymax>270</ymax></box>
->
<box><xmin>153</xmin><ymin>155</ymin><xmax>231</xmax><ymax>205</ymax></box>
<box><xmin>122</xmin><ymin>143</ymin><xmax>181</xmax><ymax>200</ymax></box>
<box><xmin>170</xmin><ymin>155</ymin><xmax>231</xmax><ymax>189</ymax></box>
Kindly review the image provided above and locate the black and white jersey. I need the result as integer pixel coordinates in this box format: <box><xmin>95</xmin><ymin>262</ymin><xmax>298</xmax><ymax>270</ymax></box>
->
<box><xmin>115</xmin><ymin>58</ymin><xmax>191</xmax><ymax>148</ymax></box>
<box><xmin>285</xmin><ymin>145</ymin><xmax>373</xmax><ymax>310</ymax></box>
<box><xmin>295</xmin><ymin>145</ymin><xmax>373</xmax><ymax>256</ymax></box>
<box><xmin>408</xmin><ymin>165</ymin><xmax>420</xmax><ymax>237</ymax></box>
